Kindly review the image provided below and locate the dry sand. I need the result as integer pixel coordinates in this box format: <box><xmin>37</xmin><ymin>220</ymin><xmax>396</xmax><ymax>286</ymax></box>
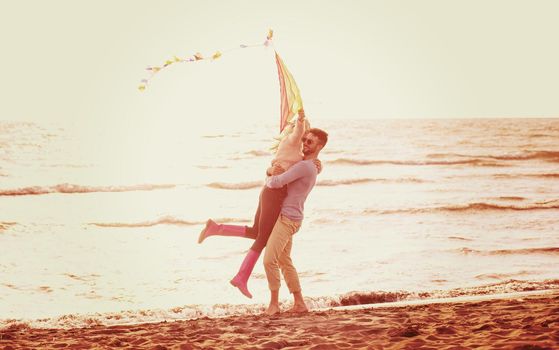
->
<box><xmin>1</xmin><ymin>291</ymin><xmax>558</xmax><ymax>349</ymax></box>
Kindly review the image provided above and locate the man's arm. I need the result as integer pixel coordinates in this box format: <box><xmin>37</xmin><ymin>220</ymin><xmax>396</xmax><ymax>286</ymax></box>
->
<box><xmin>266</xmin><ymin>161</ymin><xmax>313</xmax><ymax>188</ymax></box>
<box><xmin>266</xmin><ymin>163</ymin><xmax>285</xmax><ymax>177</ymax></box>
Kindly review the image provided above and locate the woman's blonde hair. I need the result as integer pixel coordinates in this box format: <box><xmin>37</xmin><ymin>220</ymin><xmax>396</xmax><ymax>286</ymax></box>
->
<box><xmin>269</xmin><ymin>119</ymin><xmax>311</xmax><ymax>152</ymax></box>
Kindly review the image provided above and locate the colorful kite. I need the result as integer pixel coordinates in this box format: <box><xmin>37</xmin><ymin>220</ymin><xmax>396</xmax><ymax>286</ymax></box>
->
<box><xmin>275</xmin><ymin>52</ymin><xmax>304</xmax><ymax>132</ymax></box>
<box><xmin>139</xmin><ymin>29</ymin><xmax>303</xmax><ymax>132</ymax></box>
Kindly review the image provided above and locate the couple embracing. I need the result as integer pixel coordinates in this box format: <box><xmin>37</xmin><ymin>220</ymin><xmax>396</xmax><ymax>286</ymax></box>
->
<box><xmin>198</xmin><ymin>109</ymin><xmax>328</xmax><ymax>315</ymax></box>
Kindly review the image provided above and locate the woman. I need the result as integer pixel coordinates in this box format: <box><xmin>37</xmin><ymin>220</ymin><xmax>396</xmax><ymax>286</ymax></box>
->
<box><xmin>198</xmin><ymin>108</ymin><xmax>320</xmax><ymax>298</ymax></box>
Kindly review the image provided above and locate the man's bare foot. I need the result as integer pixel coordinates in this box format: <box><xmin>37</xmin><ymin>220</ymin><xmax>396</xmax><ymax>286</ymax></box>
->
<box><xmin>264</xmin><ymin>304</ymin><xmax>281</xmax><ymax>316</ymax></box>
<box><xmin>287</xmin><ymin>304</ymin><xmax>308</xmax><ymax>313</ymax></box>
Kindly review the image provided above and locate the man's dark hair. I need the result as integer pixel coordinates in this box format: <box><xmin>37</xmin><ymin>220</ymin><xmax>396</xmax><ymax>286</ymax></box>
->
<box><xmin>308</xmin><ymin>128</ymin><xmax>328</xmax><ymax>147</ymax></box>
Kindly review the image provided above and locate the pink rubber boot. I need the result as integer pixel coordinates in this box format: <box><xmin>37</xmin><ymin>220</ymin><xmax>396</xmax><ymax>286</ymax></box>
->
<box><xmin>198</xmin><ymin>219</ymin><xmax>247</xmax><ymax>243</ymax></box>
<box><xmin>230</xmin><ymin>249</ymin><xmax>261</xmax><ymax>299</ymax></box>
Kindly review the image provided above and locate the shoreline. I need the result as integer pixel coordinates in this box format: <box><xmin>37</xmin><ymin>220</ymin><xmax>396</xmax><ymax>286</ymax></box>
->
<box><xmin>2</xmin><ymin>291</ymin><xmax>558</xmax><ymax>349</ymax></box>
<box><xmin>325</xmin><ymin>288</ymin><xmax>558</xmax><ymax>312</ymax></box>
<box><xmin>2</xmin><ymin>285</ymin><xmax>558</xmax><ymax>330</ymax></box>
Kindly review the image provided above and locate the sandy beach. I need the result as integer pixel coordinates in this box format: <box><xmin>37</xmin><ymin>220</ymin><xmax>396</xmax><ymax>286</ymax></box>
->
<box><xmin>2</xmin><ymin>291</ymin><xmax>558</xmax><ymax>350</ymax></box>
<box><xmin>3</xmin><ymin>0</ymin><xmax>559</xmax><ymax>348</ymax></box>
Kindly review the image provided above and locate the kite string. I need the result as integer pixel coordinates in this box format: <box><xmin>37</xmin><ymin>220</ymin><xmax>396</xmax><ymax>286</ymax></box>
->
<box><xmin>139</xmin><ymin>34</ymin><xmax>275</xmax><ymax>91</ymax></box>
<box><xmin>138</xmin><ymin>29</ymin><xmax>306</xmax><ymax>147</ymax></box>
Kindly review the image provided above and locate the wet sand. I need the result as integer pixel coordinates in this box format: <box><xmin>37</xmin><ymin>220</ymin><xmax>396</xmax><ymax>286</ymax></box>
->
<box><xmin>1</xmin><ymin>291</ymin><xmax>558</xmax><ymax>349</ymax></box>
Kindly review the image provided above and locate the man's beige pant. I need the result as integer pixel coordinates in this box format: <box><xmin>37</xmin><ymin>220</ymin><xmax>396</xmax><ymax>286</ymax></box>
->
<box><xmin>263</xmin><ymin>214</ymin><xmax>302</xmax><ymax>293</ymax></box>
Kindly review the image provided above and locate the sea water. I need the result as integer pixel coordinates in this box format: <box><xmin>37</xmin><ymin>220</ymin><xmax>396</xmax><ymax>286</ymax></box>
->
<box><xmin>1</xmin><ymin>118</ymin><xmax>558</xmax><ymax>328</ymax></box>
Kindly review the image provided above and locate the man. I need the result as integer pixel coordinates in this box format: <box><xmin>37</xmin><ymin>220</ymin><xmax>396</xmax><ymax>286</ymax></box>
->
<box><xmin>198</xmin><ymin>110</ymin><xmax>321</xmax><ymax>300</ymax></box>
<box><xmin>262</xmin><ymin>127</ymin><xmax>328</xmax><ymax>315</ymax></box>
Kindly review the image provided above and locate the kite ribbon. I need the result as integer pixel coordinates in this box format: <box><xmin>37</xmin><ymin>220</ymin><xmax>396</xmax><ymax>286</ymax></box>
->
<box><xmin>275</xmin><ymin>52</ymin><xmax>303</xmax><ymax>133</ymax></box>
<box><xmin>140</xmin><ymin>29</ymin><xmax>305</xmax><ymax>134</ymax></box>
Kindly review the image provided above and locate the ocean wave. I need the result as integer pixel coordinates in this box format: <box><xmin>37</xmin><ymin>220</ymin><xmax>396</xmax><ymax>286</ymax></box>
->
<box><xmin>475</xmin><ymin>271</ymin><xmax>540</xmax><ymax>280</ymax></box>
<box><xmin>493</xmin><ymin>196</ymin><xmax>525</xmax><ymax>201</ymax></box>
<box><xmin>207</xmin><ymin>181</ymin><xmax>263</xmax><ymax>190</ymax></box>
<box><xmin>317</xmin><ymin>178</ymin><xmax>376</xmax><ymax>186</ymax></box>
<box><xmin>89</xmin><ymin>216</ymin><xmax>250</xmax><ymax>228</ymax></box>
<box><xmin>317</xmin><ymin>177</ymin><xmax>425</xmax><ymax>186</ymax></box>
<box><xmin>245</xmin><ymin>150</ymin><xmax>271</xmax><ymax>157</ymax></box>
<box><xmin>447</xmin><ymin>236</ymin><xmax>473</xmax><ymax>241</ymax></box>
<box><xmin>0</xmin><ymin>183</ymin><xmax>176</xmax><ymax>196</ymax></box>
<box><xmin>206</xmin><ymin>177</ymin><xmax>425</xmax><ymax>190</ymax></box>
<box><xmin>457</xmin><ymin>247</ymin><xmax>559</xmax><ymax>256</ymax></box>
<box><xmin>528</xmin><ymin>133</ymin><xmax>555</xmax><ymax>138</ymax></box>
<box><xmin>489</xmin><ymin>150</ymin><xmax>559</xmax><ymax>162</ymax></box>
<box><xmin>3</xmin><ymin>279</ymin><xmax>557</xmax><ymax>329</ymax></box>
<box><xmin>0</xmin><ymin>222</ymin><xmax>16</xmax><ymax>231</ymax></box>
<box><xmin>427</xmin><ymin>150</ymin><xmax>559</xmax><ymax>162</ymax></box>
<box><xmin>367</xmin><ymin>201</ymin><xmax>559</xmax><ymax>215</ymax></box>
<box><xmin>327</xmin><ymin>158</ymin><xmax>506</xmax><ymax>167</ymax></box>
<box><xmin>196</xmin><ymin>165</ymin><xmax>230</xmax><ymax>169</ymax></box>
<box><xmin>493</xmin><ymin>173</ymin><xmax>559</xmax><ymax>179</ymax></box>
<box><xmin>229</xmin><ymin>150</ymin><xmax>271</xmax><ymax>160</ymax></box>
<box><xmin>309</xmin><ymin>280</ymin><xmax>559</xmax><ymax>309</ymax></box>
<box><xmin>329</xmin><ymin>151</ymin><xmax>559</xmax><ymax>168</ymax></box>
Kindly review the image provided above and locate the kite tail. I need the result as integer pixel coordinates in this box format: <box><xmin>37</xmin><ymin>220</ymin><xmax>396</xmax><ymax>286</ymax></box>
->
<box><xmin>140</xmin><ymin>29</ymin><xmax>309</xmax><ymax>153</ymax></box>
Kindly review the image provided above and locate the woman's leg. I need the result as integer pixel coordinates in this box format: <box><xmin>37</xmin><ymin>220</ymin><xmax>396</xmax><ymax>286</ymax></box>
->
<box><xmin>250</xmin><ymin>186</ymin><xmax>287</xmax><ymax>253</ymax></box>
<box><xmin>230</xmin><ymin>186</ymin><xmax>287</xmax><ymax>298</ymax></box>
<box><xmin>198</xmin><ymin>187</ymin><xmax>266</xmax><ymax>243</ymax></box>
<box><xmin>244</xmin><ymin>188</ymin><xmax>264</xmax><ymax>240</ymax></box>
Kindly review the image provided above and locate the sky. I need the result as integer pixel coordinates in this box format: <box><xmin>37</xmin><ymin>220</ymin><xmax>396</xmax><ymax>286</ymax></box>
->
<box><xmin>1</xmin><ymin>0</ymin><xmax>558</xmax><ymax>127</ymax></box>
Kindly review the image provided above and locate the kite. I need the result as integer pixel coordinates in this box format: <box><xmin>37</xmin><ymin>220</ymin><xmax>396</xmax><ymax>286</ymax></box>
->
<box><xmin>139</xmin><ymin>29</ymin><xmax>303</xmax><ymax>132</ymax></box>
<box><xmin>275</xmin><ymin>52</ymin><xmax>303</xmax><ymax>132</ymax></box>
